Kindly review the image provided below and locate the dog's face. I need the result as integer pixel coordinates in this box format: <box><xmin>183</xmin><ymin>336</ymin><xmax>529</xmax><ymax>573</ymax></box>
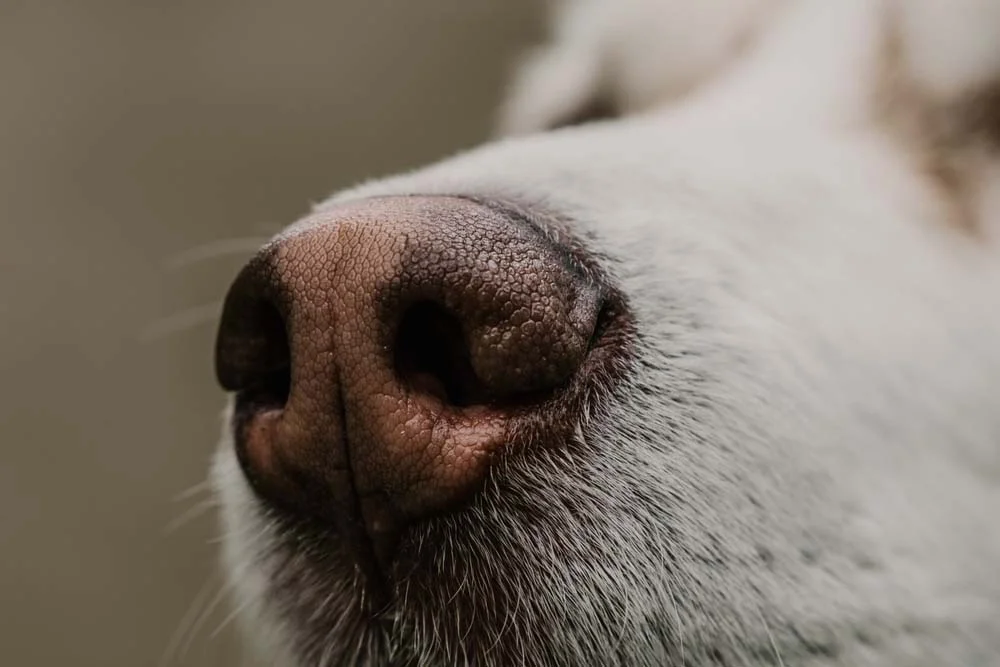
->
<box><xmin>211</xmin><ymin>2</ymin><xmax>1000</xmax><ymax>665</ymax></box>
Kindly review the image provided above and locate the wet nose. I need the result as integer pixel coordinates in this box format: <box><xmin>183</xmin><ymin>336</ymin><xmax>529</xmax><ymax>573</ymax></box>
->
<box><xmin>214</xmin><ymin>196</ymin><xmax>603</xmax><ymax>582</ymax></box>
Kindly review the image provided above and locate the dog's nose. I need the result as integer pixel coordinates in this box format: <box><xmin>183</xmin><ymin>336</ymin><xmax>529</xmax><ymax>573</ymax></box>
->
<box><xmin>215</xmin><ymin>196</ymin><xmax>603</xmax><ymax>582</ymax></box>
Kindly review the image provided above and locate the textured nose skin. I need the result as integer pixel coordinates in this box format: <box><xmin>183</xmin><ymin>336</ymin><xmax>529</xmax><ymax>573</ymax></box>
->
<box><xmin>215</xmin><ymin>196</ymin><xmax>604</xmax><ymax>582</ymax></box>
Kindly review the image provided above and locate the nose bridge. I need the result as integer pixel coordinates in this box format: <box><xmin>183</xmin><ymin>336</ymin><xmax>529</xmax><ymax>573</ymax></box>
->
<box><xmin>272</xmin><ymin>226</ymin><xmax>358</xmax><ymax>450</ymax></box>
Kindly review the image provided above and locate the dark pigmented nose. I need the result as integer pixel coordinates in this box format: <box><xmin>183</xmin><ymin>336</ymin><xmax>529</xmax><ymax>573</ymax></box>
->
<box><xmin>215</xmin><ymin>196</ymin><xmax>604</xmax><ymax>588</ymax></box>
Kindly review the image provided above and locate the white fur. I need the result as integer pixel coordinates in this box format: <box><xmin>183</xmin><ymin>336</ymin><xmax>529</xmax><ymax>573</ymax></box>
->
<box><xmin>499</xmin><ymin>0</ymin><xmax>786</xmax><ymax>135</ymax></box>
<box><xmin>214</xmin><ymin>1</ymin><xmax>1000</xmax><ymax>664</ymax></box>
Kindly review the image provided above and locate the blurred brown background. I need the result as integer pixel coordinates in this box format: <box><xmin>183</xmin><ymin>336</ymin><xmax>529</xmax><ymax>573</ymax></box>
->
<box><xmin>0</xmin><ymin>2</ymin><xmax>540</xmax><ymax>665</ymax></box>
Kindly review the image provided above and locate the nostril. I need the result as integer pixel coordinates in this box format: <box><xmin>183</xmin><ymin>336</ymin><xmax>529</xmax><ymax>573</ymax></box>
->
<box><xmin>215</xmin><ymin>262</ymin><xmax>292</xmax><ymax>410</ymax></box>
<box><xmin>393</xmin><ymin>300</ymin><xmax>486</xmax><ymax>408</ymax></box>
<box><xmin>393</xmin><ymin>294</ymin><xmax>604</xmax><ymax>411</ymax></box>
<box><xmin>238</xmin><ymin>355</ymin><xmax>291</xmax><ymax>413</ymax></box>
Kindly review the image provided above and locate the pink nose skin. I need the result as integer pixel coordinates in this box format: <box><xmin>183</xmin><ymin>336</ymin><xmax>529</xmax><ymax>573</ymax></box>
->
<box><xmin>215</xmin><ymin>196</ymin><xmax>605</xmax><ymax>593</ymax></box>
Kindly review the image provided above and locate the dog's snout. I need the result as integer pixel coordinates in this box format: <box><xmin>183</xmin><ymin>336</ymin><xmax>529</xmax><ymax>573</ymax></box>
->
<box><xmin>214</xmin><ymin>196</ymin><xmax>603</xmax><ymax>584</ymax></box>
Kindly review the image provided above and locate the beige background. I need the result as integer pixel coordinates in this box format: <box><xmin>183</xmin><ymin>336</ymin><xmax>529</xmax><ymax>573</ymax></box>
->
<box><xmin>0</xmin><ymin>2</ymin><xmax>540</xmax><ymax>665</ymax></box>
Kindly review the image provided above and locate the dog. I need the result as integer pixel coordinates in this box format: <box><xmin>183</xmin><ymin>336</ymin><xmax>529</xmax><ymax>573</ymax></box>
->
<box><xmin>210</xmin><ymin>1</ymin><xmax>1000</xmax><ymax>664</ymax></box>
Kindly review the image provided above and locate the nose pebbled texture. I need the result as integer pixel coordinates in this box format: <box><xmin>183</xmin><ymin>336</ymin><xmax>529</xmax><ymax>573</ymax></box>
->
<box><xmin>215</xmin><ymin>196</ymin><xmax>607</xmax><ymax>593</ymax></box>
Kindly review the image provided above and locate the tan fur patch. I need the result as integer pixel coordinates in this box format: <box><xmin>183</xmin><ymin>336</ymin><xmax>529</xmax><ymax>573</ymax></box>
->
<box><xmin>876</xmin><ymin>4</ymin><xmax>1000</xmax><ymax>235</ymax></box>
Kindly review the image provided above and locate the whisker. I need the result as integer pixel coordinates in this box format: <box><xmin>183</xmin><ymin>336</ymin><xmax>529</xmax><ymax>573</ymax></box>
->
<box><xmin>158</xmin><ymin>574</ymin><xmax>220</xmax><ymax>667</ymax></box>
<box><xmin>756</xmin><ymin>605</ymin><xmax>785</xmax><ymax>667</ymax></box>
<box><xmin>164</xmin><ymin>237</ymin><xmax>270</xmax><ymax>271</ymax></box>
<box><xmin>210</xmin><ymin>591</ymin><xmax>253</xmax><ymax>640</ymax></box>
<box><xmin>140</xmin><ymin>301</ymin><xmax>222</xmax><ymax>342</ymax></box>
<box><xmin>163</xmin><ymin>497</ymin><xmax>220</xmax><ymax>536</ymax></box>
<box><xmin>172</xmin><ymin>479</ymin><xmax>212</xmax><ymax>503</ymax></box>
<box><xmin>666</xmin><ymin>578</ymin><xmax>685</xmax><ymax>666</ymax></box>
<box><xmin>254</xmin><ymin>222</ymin><xmax>284</xmax><ymax>235</ymax></box>
<box><xmin>180</xmin><ymin>579</ymin><xmax>233</xmax><ymax>659</ymax></box>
